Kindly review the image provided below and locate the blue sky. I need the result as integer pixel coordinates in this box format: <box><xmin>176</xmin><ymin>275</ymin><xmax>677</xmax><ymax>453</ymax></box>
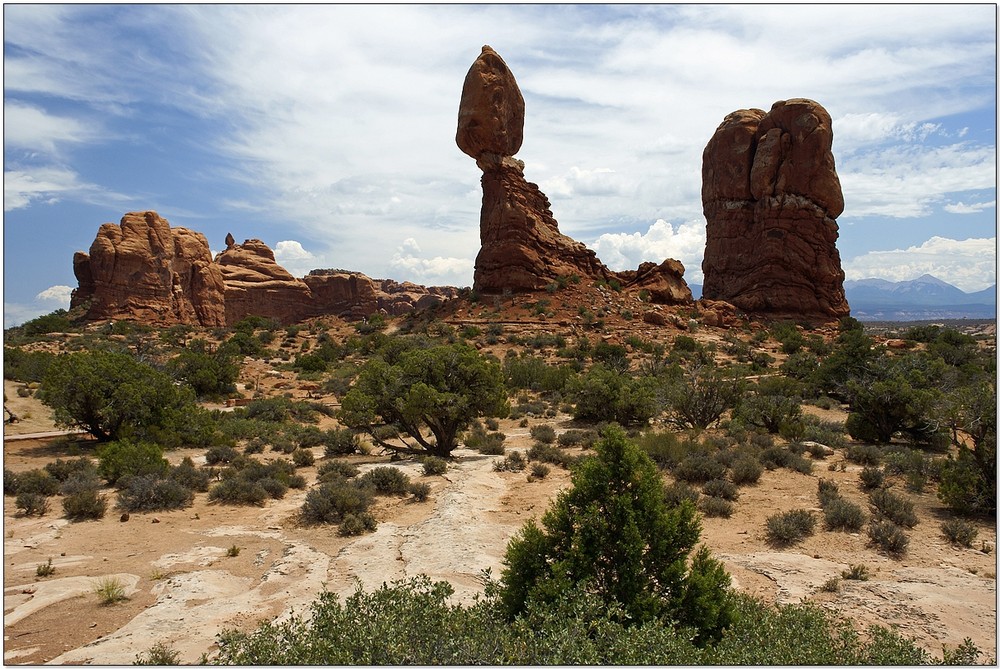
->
<box><xmin>3</xmin><ymin>4</ymin><xmax>996</xmax><ymax>326</ymax></box>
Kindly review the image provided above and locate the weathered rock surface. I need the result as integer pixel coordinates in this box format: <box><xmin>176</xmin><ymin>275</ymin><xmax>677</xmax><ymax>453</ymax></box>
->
<box><xmin>215</xmin><ymin>240</ymin><xmax>315</xmax><ymax>325</ymax></box>
<box><xmin>70</xmin><ymin>211</ymin><xmax>226</xmax><ymax>326</ymax></box>
<box><xmin>458</xmin><ymin>45</ymin><xmax>691</xmax><ymax>304</ymax></box>
<box><xmin>701</xmin><ymin>99</ymin><xmax>849</xmax><ymax>321</ymax></box>
<box><xmin>71</xmin><ymin>213</ymin><xmax>458</xmax><ymax>326</ymax></box>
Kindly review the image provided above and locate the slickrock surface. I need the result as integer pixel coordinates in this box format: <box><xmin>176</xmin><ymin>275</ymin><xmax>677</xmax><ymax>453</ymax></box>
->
<box><xmin>701</xmin><ymin>99</ymin><xmax>850</xmax><ymax>321</ymax></box>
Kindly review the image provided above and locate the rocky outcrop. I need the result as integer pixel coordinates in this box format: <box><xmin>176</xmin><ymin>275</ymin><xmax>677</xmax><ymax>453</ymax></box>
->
<box><xmin>70</xmin><ymin>211</ymin><xmax>226</xmax><ymax>326</ymax></box>
<box><xmin>616</xmin><ymin>259</ymin><xmax>692</xmax><ymax>305</ymax></box>
<box><xmin>71</xmin><ymin>213</ymin><xmax>459</xmax><ymax>326</ymax></box>
<box><xmin>701</xmin><ymin>99</ymin><xmax>850</xmax><ymax>321</ymax></box>
<box><xmin>458</xmin><ymin>46</ymin><xmax>692</xmax><ymax>305</ymax></box>
<box><xmin>214</xmin><ymin>239</ymin><xmax>315</xmax><ymax>325</ymax></box>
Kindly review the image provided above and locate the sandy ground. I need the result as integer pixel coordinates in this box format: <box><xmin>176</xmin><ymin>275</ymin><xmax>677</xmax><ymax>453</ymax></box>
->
<box><xmin>3</xmin><ymin>403</ymin><xmax>997</xmax><ymax>664</ymax></box>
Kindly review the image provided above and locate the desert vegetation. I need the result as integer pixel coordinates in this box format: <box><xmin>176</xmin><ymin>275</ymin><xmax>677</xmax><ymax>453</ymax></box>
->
<box><xmin>2</xmin><ymin>305</ymin><xmax>995</xmax><ymax>663</ymax></box>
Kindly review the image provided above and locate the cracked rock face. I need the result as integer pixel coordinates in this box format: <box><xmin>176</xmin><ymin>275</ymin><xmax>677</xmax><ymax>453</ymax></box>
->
<box><xmin>701</xmin><ymin>99</ymin><xmax>849</xmax><ymax>321</ymax></box>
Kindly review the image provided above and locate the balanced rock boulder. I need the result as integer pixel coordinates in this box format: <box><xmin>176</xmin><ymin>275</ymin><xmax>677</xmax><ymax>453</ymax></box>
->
<box><xmin>701</xmin><ymin>99</ymin><xmax>850</xmax><ymax>321</ymax></box>
<box><xmin>458</xmin><ymin>45</ymin><xmax>689</xmax><ymax>304</ymax></box>
<box><xmin>70</xmin><ymin>211</ymin><xmax>226</xmax><ymax>326</ymax></box>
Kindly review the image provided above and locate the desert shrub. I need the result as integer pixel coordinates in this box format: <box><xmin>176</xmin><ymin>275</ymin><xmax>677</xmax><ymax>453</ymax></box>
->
<box><xmin>97</xmin><ymin>440</ymin><xmax>169</xmax><ymax>486</ymax></box>
<box><xmin>806</xmin><ymin>442</ymin><xmax>833</xmax><ymax>460</ymax></box>
<box><xmin>765</xmin><ymin>509</ymin><xmax>816</xmax><ymax>546</ymax></box>
<box><xmin>728</xmin><ymin>456</ymin><xmax>763</xmax><ymax>486</ymax></box>
<box><xmin>635</xmin><ymin>430</ymin><xmax>689</xmax><ymax>470</ymax></box>
<box><xmin>93</xmin><ymin>576</ymin><xmax>129</xmax><ymax>605</ymax></box>
<box><xmin>700</xmin><ymin>496</ymin><xmax>733</xmax><ymax>518</ymax></box>
<box><xmin>324</xmin><ymin>429</ymin><xmax>361</xmax><ymax>457</ymax></box>
<box><xmin>62</xmin><ymin>486</ymin><xmax>108</xmax><ymax>521</ymax></box>
<box><xmin>786</xmin><ymin>453</ymin><xmax>813</xmax><ymax>475</ymax></box>
<box><xmin>116</xmin><ymin>474</ymin><xmax>194</xmax><ymax>512</ymax></box>
<box><xmin>567</xmin><ymin>364</ymin><xmax>657</xmax><ymax>426</ymax></box>
<box><xmin>3</xmin><ymin>468</ymin><xmax>19</xmax><ymax>496</ymax></box>
<box><xmin>759</xmin><ymin>446</ymin><xmax>791</xmax><ymax>471</ymax></box>
<box><xmin>258</xmin><ymin>477</ymin><xmax>289</xmax><ymax>500</ymax></box>
<box><xmin>937</xmin><ymin>447</ymin><xmax>995</xmax><ymax>516</ymax></box>
<box><xmin>16</xmin><ymin>492</ymin><xmax>50</xmax><ymax>516</ymax></box>
<box><xmin>734</xmin><ymin>394</ymin><xmax>802</xmax><ymax>435</ymax></box>
<box><xmin>169</xmin><ymin>457</ymin><xmax>211</xmax><ymax>492</ymax></box>
<box><xmin>13</xmin><ymin>469</ymin><xmax>59</xmax><ymax>496</ymax></box>
<box><xmin>484</xmin><ymin>417</ymin><xmax>500</xmax><ymax>431</ymax></box>
<box><xmin>244</xmin><ymin>441</ymin><xmax>265</xmax><ymax>455</ymax></box>
<box><xmin>868</xmin><ymin>488</ymin><xmax>917</xmax><ymax>528</ymax></box>
<box><xmin>822</xmin><ymin>498</ymin><xmax>866</xmax><ymax>532</ymax></box>
<box><xmin>819</xmin><ymin>577</ymin><xmax>840</xmax><ymax>593</ymax></box>
<box><xmin>558</xmin><ymin>429</ymin><xmax>598</xmax><ymax>448</ymax></box>
<box><xmin>208</xmin><ymin>478</ymin><xmax>269</xmax><ymax>506</ymax></box>
<box><xmin>465</xmin><ymin>424</ymin><xmax>507</xmax><ymax>455</ymax></box>
<box><xmin>287</xmin><ymin>473</ymin><xmax>307</xmax><ymax>489</ymax></box>
<box><xmin>272</xmin><ymin>439</ymin><xmax>299</xmax><ymax>455</ymax></box>
<box><xmin>867</xmin><ymin>519</ymin><xmax>909</xmax><ymax>557</ymax></box>
<box><xmin>421</xmin><ymin>457</ymin><xmax>448</xmax><ymax>476</ymax></box>
<box><xmin>359</xmin><ymin>467</ymin><xmax>411</xmax><ymax>495</ymax></box>
<box><xmin>292</xmin><ymin>448</ymin><xmax>316</xmax><ymax>468</ymax></box>
<box><xmin>339</xmin><ymin>511</ymin><xmax>379</xmax><ymax>536</ymax></box>
<box><xmin>134</xmin><ymin>641</ymin><xmax>181</xmax><ymax>666</ymax></box>
<box><xmin>302</xmin><ymin>481</ymin><xmax>374</xmax><ymax>524</ymax></box>
<box><xmin>661</xmin><ymin>364</ymin><xmax>744</xmax><ymax>430</ymax></box>
<box><xmin>940</xmin><ymin>518</ymin><xmax>978</xmax><ymax>547</ymax></box>
<box><xmin>841</xmin><ymin>564</ymin><xmax>871</xmax><ymax>581</ymax></box>
<box><xmin>846</xmin><ymin>444</ymin><xmax>882</xmax><ymax>466</ymax></box>
<box><xmin>205</xmin><ymin>445</ymin><xmax>240</xmax><ymax>465</ymax></box>
<box><xmin>527</xmin><ymin>443</ymin><xmax>577</xmax><ymax>469</ymax></box>
<box><xmin>408</xmin><ymin>481</ymin><xmax>432</xmax><ymax>501</ymax></box>
<box><xmin>858</xmin><ymin>466</ymin><xmax>886</xmax><ymax>491</ymax></box>
<box><xmin>44</xmin><ymin>457</ymin><xmax>98</xmax><ymax>483</ymax></box>
<box><xmin>801</xmin><ymin>418</ymin><xmax>847</xmax><ymax>450</ymax></box>
<box><xmin>664</xmin><ymin>481</ymin><xmax>701</xmax><ymax>508</ymax></box>
<box><xmin>529</xmin><ymin>424</ymin><xmax>557</xmax><ymax>444</ymax></box>
<box><xmin>494</xmin><ymin>451</ymin><xmax>527</xmax><ymax>473</ymax></box>
<box><xmin>530</xmin><ymin>462</ymin><xmax>551</xmax><ymax>479</ymax></box>
<box><xmin>817</xmin><ymin>479</ymin><xmax>841</xmax><ymax>507</ymax></box>
<box><xmin>702</xmin><ymin>478</ymin><xmax>739</xmax><ymax>502</ymax></box>
<box><xmin>318</xmin><ymin>459</ymin><xmax>360</xmax><ymax>481</ymax></box>
<box><xmin>673</xmin><ymin>455</ymin><xmax>727</xmax><ymax>484</ymax></box>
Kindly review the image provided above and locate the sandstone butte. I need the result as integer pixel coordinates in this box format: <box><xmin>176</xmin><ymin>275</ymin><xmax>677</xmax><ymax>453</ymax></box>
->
<box><xmin>70</xmin><ymin>211</ymin><xmax>457</xmax><ymax>327</ymax></box>
<box><xmin>701</xmin><ymin>99</ymin><xmax>850</xmax><ymax>321</ymax></box>
<box><xmin>457</xmin><ymin>45</ymin><xmax>692</xmax><ymax>305</ymax></box>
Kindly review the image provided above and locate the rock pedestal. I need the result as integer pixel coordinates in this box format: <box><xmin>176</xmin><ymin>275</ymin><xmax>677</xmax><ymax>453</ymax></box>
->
<box><xmin>701</xmin><ymin>99</ymin><xmax>849</xmax><ymax>321</ymax></box>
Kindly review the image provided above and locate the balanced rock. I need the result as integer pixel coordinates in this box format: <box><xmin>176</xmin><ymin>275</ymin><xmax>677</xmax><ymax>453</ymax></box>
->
<box><xmin>456</xmin><ymin>45</ymin><xmax>525</xmax><ymax>161</ymax></box>
<box><xmin>70</xmin><ymin>211</ymin><xmax>226</xmax><ymax>326</ymax></box>
<box><xmin>459</xmin><ymin>46</ymin><xmax>682</xmax><ymax>299</ymax></box>
<box><xmin>701</xmin><ymin>99</ymin><xmax>849</xmax><ymax>321</ymax></box>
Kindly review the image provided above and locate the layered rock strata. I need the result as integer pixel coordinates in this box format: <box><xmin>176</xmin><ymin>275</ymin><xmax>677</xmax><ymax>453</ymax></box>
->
<box><xmin>70</xmin><ymin>211</ymin><xmax>226</xmax><ymax>326</ymax></box>
<box><xmin>457</xmin><ymin>45</ymin><xmax>691</xmax><ymax>304</ymax></box>
<box><xmin>701</xmin><ymin>99</ymin><xmax>850</xmax><ymax>320</ymax></box>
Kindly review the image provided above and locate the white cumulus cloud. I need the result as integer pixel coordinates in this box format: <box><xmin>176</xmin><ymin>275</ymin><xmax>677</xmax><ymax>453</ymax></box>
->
<box><xmin>390</xmin><ymin>239</ymin><xmax>474</xmax><ymax>286</ymax></box>
<box><xmin>843</xmin><ymin>236</ymin><xmax>997</xmax><ymax>292</ymax></box>
<box><xmin>36</xmin><ymin>285</ymin><xmax>74</xmax><ymax>303</ymax></box>
<box><xmin>591</xmin><ymin>219</ymin><xmax>707</xmax><ymax>284</ymax></box>
<box><xmin>273</xmin><ymin>240</ymin><xmax>318</xmax><ymax>277</ymax></box>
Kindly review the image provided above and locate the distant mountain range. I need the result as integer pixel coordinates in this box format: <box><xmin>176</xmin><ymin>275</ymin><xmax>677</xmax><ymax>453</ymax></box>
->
<box><xmin>844</xmin><ymin>274</ymin><xmax>996</xmax><ymax>321</ymax></box>
<box><xmin>688</xmin><ymin>275</ymin><xmax>996</xmax><ymax>321</ymax></box>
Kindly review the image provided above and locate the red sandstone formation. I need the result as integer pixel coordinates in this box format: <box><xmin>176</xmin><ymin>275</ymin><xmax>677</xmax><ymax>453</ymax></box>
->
<box><xmin>701</xmin><ymin>99</ymin><xmax>850</xmax><ymax>321</ymax></box>
<box><xmin>457</xmin><ymin>45</ymin><xmax>691</xmax><ymax>305</ymax></box>
<box><xmin>70</xmin><ymin>212</ymin><xmax>458</xmax><ymax>326</ymax></box>
<box><xmin>70</xmin><ymin>211</ymin><xmax>226</xmax><ymax>326</ymax></box>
